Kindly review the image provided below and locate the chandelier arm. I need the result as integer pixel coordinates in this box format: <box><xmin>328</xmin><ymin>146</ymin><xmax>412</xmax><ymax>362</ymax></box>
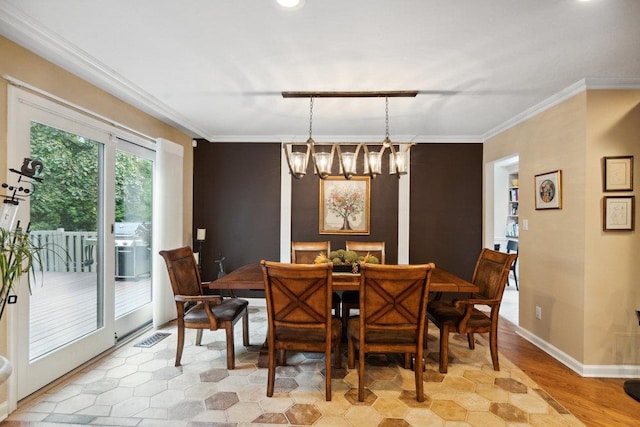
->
<box><xmin>283</xmin><ymin>142</ymin><xmax>311</xmax><ymax>179</ymax></box>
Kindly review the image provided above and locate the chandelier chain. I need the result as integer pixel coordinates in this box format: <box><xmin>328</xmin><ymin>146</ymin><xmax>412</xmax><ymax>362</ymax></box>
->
<box><xmin>308</xmin><ymin>97</ymin><xmax>314</xmax><ymax>139</ymax></box>
<box><xmin>385</xmin><ymin>97</ymin><xmax>390</xmax><ymax>139</ymax></box>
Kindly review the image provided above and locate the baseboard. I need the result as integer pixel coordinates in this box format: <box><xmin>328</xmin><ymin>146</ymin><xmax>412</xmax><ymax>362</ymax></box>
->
<box><xmin>516</xmin><ymin>326</ymin><xmax>640</xmax><ymax>378</ymax></box>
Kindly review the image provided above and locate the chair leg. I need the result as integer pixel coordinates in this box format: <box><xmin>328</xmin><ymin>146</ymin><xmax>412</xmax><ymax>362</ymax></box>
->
<box><xmin>278</xmin><ymin>349</ymin><xmax>287</xmax><ymax>366</ymax></box>
<box><xmin>358</xmin><ymin>344</ymin><xmax>366</xmax><ymax>402</ymax></box>
<box><xmin>404</xmin><ymin>353</ymin><xmax>411</xmax><ymax>369</ymax></box>
<box><xmin>439</xmin><ymin>326</ymin><xmax>449</xmax><ymax>374</ymax></box>
<box><xmin>467</xmin><ymin>333</ymin><xmax>475</xmax><ymax>349</ymax></box>
<box><xmin>514</xmin><ymin>270</ymin><xmax>519</xmax><ymax>291</ymax></box>
<box><xmin>225</xmin><ymin>323</ymin><xmax>235</xmax><ymax>370</ymax></box>
<box><xmin>341</xmin><ymin>304</ymin><xmax>350</xmax><ymax>337</ymax></box>
<box><xmin>267</xmin><ymin>344</ymin><xmax>275</xmax><ymax>397</ymax></box>
<box><xmin>195</xmin><ymin>329</ymin><xmax>203</xmax><ymax>346</ymax></box>
<box><xmin>347</xmin><ymin>337</ymin><xmax>355</xmax><ymax>369</ymax></box>
<box><xmin>415</xmin><ymin>347</ymin><xmax>424</xmax><ymax>402</ymax></box>
<box><xmin>175</xmin><ymin>322</ymin><xmax>185</xmax><ymax>367</ymax></box>
<box><xmin>325</xmin><ymin>348</ymin><xmax>332</xmax><ymax>401</ymax></box>
<box><xmin>490</xmin><ymin>327</ymin><xmax>500</xmax><ymax>371</ymax></box>
<box><xmin>242</xmin><ymin>309</ymin><xmax>249</xmax><ymax>347</ymax></box>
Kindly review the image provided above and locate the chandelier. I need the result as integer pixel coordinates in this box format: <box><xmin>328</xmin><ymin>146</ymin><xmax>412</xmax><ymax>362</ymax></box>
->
<box><xmin>282</xmin><ymin>91</ymin><xmax>417</xmax><ymax>180</ymax></box>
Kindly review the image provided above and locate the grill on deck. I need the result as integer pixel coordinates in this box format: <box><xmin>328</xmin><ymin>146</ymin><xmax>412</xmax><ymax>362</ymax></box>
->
<box><xmin>115</xmin><ymin>222</ymin><xmax>150</xmax><ymax>279</ymax></box>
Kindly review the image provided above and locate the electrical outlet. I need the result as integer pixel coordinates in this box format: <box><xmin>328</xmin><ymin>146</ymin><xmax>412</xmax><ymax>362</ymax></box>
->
<box><xmin>522</xmin><ymin>219</ymin><xmax>528</xmax><ymax>231</ymax></box>
<box><xmin>535</xmin><ymin>306</ymin><xmax>542</xmax><ymax>319</ymax></box>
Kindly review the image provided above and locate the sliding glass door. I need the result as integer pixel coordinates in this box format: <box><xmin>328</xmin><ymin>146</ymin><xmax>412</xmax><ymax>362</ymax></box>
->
<box><xmin>9</xmin><ymin>87</ymin><xmax>154</xmax><ymax>399</ymax></box>
<box><xmin>114</xmin><ymin>140</ymin><xmax>154</xmax><ymax>338</ymax></box>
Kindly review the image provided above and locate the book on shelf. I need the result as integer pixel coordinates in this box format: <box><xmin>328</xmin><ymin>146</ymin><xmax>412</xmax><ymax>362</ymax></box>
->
<box><xmin>509</xmin><ymin>188</ymin><xmax>519</xmax><ymax>202</ymax></box>
<box><xmin>506</xmin><ymin>221</ymin><xmax>519</xmax><ymax>237</ymax></box>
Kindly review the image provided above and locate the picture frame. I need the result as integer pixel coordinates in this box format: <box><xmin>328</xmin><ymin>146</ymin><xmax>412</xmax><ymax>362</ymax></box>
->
<box><xmin>319</xmin><ymin>176</ymin><xmax>370</xmax><ymax>235</ymax></box>
<box><xmin>603</xmin><ymin>196</ymin><xmax>635</xmax><ymax>231</ymax></box>
<box><xmin>603</xmin><ymin>156</ymin><xmax>633</xmax><ymax>192</ymax></box>
<box><xmin>534</xmin><ymin>170</ymin><xmax>562</xmax><ymax>210</ymax></box>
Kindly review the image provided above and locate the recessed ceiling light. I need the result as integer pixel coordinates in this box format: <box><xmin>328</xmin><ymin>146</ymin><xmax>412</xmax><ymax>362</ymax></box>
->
<box><xmin>277</xmin><ymin>0</ymin><xmax>305</xmax><ymax>9</ymax></box>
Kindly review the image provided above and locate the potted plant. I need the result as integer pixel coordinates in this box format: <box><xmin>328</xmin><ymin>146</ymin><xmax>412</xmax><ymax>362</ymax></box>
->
<box><xmin>0</xmin><ymin>224</ymin><xmax>44</xmax><ymax>384</ymax></box>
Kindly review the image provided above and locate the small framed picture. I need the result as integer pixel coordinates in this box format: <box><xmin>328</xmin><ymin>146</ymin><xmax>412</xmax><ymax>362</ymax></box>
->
<box><xmin>535</xmin><ymin>170</ymin><xmax>562</xmax><ymax>210</ymax></box>
<box><xmin>603</xmin><ymin>156</ymin><xmax>633</xmax><ymax>192</ymax></box>
<box><xmin>603</xmin><ymin>196</ymin><xmax>635</xmax><ymax>231</ymax></box>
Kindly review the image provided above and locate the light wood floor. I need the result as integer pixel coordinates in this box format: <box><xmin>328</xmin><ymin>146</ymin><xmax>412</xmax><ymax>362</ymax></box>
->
<box><xmin>498</xmin><ymin>318</ymin><xmax>640</xmax><ymax>426</ymax></box>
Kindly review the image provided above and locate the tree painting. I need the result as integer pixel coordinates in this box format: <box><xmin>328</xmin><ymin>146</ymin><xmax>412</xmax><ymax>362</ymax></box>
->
<box><xmin>320</xmin><ymin>177</ymin><xmax>370</xmax><ymax>234</ymax></box>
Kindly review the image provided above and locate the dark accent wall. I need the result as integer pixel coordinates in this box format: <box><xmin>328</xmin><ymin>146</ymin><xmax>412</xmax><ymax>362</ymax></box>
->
<box><xmin>192</xmin><ymin>141</ymin><xmax>482</xmax><ymax>283</ymax></box>
<box><xmin>291</xmin><ymin>171</ymin><xmax>399</xmax><ymax>263</ymax></box>
<box><xmin>409</xmin><ymin>143</ymin><xmax>483</xmax><ymax>280</ymax></box>
<box><xmin>192</xmin><ymin>142</ymin><xmax>281</xmax><ymax>280</ymax></box>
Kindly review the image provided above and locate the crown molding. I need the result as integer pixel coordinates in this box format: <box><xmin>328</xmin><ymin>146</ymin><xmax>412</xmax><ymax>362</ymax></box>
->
<box><xmin>0</xmin><ymin>2</ymin><xmax>209</xmax><ymax>139</ymax></box>
<box><xmin>204</xmin><ymin>134</ymin><xmax>484</xmax><ymax>143</ymax></box>
<box><xmin>483</xmin><ymin>78</ymin><xmax>640</xmax><ymax>141</ymax></box>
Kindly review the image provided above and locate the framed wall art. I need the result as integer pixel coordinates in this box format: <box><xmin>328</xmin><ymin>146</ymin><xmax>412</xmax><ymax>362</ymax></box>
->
<box><xmin>603</xmin><ymin>156</ymin><xmax>633</xmax><ymax>192</ymax></box>
<box><xmin>603</xmin><ymin>196</ymin><xmax>635</xmax><ymax>231</ymax></box>
<box><xmin>319</xmin><ymin>176</ymin><xmax>370</xmax><ymax>235</ymax></box>
<box><xmin>535</xmin><ymin>170</ymin><xmax>562</xmax><ymax>210</ymax></box>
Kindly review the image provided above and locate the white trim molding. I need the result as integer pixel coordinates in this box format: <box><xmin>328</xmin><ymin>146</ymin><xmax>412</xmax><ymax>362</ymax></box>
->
<box><xmin>484</xmin><ymin>78</ymin><xmax>640</xmax><ymax>141</ymax></box>
<box><xmin>517</xmin><ymin>326</ymin><xmax>640</xmax><ymax>378</ymax></box>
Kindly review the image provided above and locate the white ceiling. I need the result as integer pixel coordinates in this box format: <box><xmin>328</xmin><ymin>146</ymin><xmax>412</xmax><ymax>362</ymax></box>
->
<box><xmin>1</xmin><ymin>0</ymin><xmax>639</xmax><ymax>143</ymax></box>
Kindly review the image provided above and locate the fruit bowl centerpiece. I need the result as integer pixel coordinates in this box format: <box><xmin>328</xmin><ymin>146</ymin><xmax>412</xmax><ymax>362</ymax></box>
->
<box><xmin>314</xmin><ymin>249</ymin><xmax>380</xmax><ymax>273</ymax></box>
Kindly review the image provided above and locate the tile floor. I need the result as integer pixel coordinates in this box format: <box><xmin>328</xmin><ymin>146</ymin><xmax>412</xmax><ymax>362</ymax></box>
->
<box><xmin>3</xmin><ymin>298</ymin><xmax>582</xmax><ymax>427</ymax></box>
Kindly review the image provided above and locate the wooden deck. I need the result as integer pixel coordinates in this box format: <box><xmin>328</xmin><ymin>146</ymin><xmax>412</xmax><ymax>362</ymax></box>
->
<box><xmin>29</xmin><ymin>272</ymin><xmax>151</xmax><ymax>359</ymax></box>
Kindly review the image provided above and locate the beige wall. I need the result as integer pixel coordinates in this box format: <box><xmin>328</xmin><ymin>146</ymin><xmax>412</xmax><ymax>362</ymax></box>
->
<box><xmin>584</xmin><ymin>91</ymin><xmax>640</xmax><ymax>365</ymax></box>
<box><xmin>0</xmin><ymin>36</ymin><xmax>194</xmax><ymax>402</ymax></box>
<box><xmin>485</xmin><ymin>89</ymin><xmax>640</xmax><ymax>366</ymax></box>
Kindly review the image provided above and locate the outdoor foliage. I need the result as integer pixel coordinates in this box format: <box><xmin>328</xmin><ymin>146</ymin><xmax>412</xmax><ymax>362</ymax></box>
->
<box><xmin>29</xmin><ymin>122</ymin><xmax>152</xmax><ymax>231</ymax></box>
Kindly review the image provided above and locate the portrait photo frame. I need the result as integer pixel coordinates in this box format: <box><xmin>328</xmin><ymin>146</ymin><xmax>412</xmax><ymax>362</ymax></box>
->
<box><xmin>535</xmin><ymin>170</ymin><xmax>562</xmax><ymax>210</ymax></box>
<box><xmin>319</xmin><ymin>176</ymin><xmax>370</xmax><ymax>235</ymax></box>
<box><xmin>603</xmin><ymin>156</ymin><xmax>633</xmax><ymax>192</ymax></box>
<box><xmin>603</xmin><ymin>196</ymin><xmax>635</xmax><ymax>231</ymax></box>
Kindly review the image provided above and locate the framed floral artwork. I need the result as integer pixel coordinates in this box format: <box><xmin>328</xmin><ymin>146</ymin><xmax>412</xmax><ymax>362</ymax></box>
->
<box><xmin>535</xmin><ymin>170</ymin><xmax>562</xmax><ymax>210</ymax></box>
<box><xmin>319</xmin><ymin>176</ymin><xmax>370</xmax><ymax>235</ymax></box>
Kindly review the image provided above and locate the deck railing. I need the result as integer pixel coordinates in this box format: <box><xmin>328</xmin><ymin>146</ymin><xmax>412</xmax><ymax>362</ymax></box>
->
<box><xmin>30</xmin><ymin>229</ymin><xmax>97</xmax><ymax>273</ymax></box>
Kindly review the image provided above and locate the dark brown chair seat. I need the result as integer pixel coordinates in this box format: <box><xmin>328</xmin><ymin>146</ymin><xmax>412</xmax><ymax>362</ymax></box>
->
<box><xmin>427</xmin><ymin>248</ymin><xmax>517</xmax><ymax>373</ymax></box>
<box><xmin>159</xmin><ymin>246</ymin><xmax>249</xmax><ymax>370</ymax></box>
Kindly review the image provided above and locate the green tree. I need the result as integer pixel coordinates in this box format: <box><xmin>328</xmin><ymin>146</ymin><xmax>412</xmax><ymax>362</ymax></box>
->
<box><xmin>29</xmin><ymin>122</ymin><xmax>152</xmax><ymax>231</ymax></box>
<box><xmin>30</xmin><ymin>122</ymin><xmax>99</xmax><ymax>231</ymax></box>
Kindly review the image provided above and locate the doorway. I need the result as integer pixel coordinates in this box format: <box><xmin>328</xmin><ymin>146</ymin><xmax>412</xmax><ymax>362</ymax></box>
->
<box><xmin>491</xmin><ymin>155</ymin><xmax>519</xmax><ymax>325</ymax></box>
<box><xmin>8</xmin><ymin>86</ymin><xmax>154</xmax><ymax>400</ymax></box>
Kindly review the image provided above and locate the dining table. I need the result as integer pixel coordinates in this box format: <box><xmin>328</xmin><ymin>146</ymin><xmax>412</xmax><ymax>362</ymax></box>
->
<box><xmin>206</xmin><ymin>262</ymin><xmax>479</xmax><ymax>368</ymax></box>
<box><xmin>207</xmin><ymin>262</ymin><xmax>478</xmax><ymax>294</ymax></box>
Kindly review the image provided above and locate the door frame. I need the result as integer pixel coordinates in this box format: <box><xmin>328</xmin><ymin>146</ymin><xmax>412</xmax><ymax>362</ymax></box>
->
<box><xmin>5</xmin><ymin>86</ymin><xmax>156</xmax><ymax>406</ymax></box>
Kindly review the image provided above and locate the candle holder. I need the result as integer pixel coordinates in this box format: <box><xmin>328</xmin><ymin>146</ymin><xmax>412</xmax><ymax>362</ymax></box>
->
<box><xmin>195</xmin><ymin>228</ymin><xmax>206</xmax><ymax>276</ymax></box>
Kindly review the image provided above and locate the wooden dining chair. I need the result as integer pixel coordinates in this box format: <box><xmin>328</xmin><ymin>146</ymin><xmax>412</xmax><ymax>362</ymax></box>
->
<box><xmin>347</xmin><ymin>262</ymin><xmax>434</xmax><ymax>402</ymax></box>
<box><xmin>261</xmin><ymin>260</ymin><xmax>342</xmax><ymax>401</ymax></box>
<box><xmin>506</xmin><ymin>239</ymin><xmax>519</xmax><ymax>290</ymax></box>
<box><xmin>291</xmin><ymin>241</ymin><xmax>331</xmax><ymax>264</ymax></box>
<box><xmin>427</xmin><ymin>248</ymin><xmax>517</xmax><ymax>373</ymax></box>
<box><xmin>159</xmin><ymin>246</ymin><xmax>249</xmax><ymax>369</ymax></box>
<box><xmin>341</xmin><ymin>241</ymin><xmax>386</xmax><ymax>333</ymax></box>
<box><xmin>291</xmin><ymin>241</ymin><xmax>341</xmax><ymax>316</ymax></box>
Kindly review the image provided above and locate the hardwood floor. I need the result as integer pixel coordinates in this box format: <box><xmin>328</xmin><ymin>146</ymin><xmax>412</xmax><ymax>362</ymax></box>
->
<box><xmin>498</xmin><ymin>318</ymin><xmax>640</xmax><ymax>426</ymax></box>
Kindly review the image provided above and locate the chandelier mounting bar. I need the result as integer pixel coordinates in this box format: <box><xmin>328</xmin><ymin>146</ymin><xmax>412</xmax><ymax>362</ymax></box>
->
<box><xmin>281</xmin><ymin>90</ymin><xmax>418</xmax><ymax>98</ymax></box>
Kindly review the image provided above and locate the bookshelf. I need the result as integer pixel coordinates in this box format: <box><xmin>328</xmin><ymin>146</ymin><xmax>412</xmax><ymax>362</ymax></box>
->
<box><xmin>506</xmin><ymin>173</ymin><xmax>519</xmax><ymax>238</ymax></box>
